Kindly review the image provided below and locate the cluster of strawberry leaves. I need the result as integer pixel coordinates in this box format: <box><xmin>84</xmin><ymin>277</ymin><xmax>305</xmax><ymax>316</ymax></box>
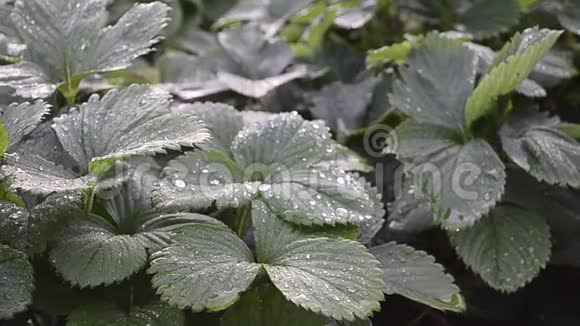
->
<box><xmin>2</xmin><ymin>0</ymin><xmax>580</xmax><ymax>325</ymax></box>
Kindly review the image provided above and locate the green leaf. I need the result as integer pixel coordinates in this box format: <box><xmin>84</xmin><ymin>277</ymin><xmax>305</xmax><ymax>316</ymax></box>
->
<box><xmin>52</xmin><ymin>85</ymin><xmax>210</xmax><ymax>175</ymax></box>
<box><xmin>386</xmin><ymin>179</ymin><xmax>433</xmax><ymax>233</ymax></box>
<box><xmin>390</xmin><ymin>121</ymin><xmax>506</xmax><ymax>229</ymax></box>
<box><xmin>218</xmin><ymin>23</ymin><xmax>295</xmax><ymax>77</ymax></box>
<box><xmin>2</xmin><ymin>0</ymin><xmax>169</xmax><ymax>98</ymax></box>
<box><xmin>390</xmin><ymin>34</ymin><xmax>477</xmax><ymax>132</ymax></box>
<box><xmin>155</xmin><ymin>113</ymin><xmax>382</xmax><ymax>227</ymax></box>
<box><xmin>556</xmin><ymin>0</ymin><xmax>580</xmax><ymax>35</ymax></box>
<box><xmin>540</xmin><ymin>187</ymin><xmax>580</xmax><ymax>267</ymax></box>
<box><xmin>0</xmin><ymin>201</ymin><xmax>29</xmax><ymax>251</ymax></box>
<box><xmin>0</xmin><ymin>0</ymin><xmax>15</xmax><ymax>37</ymax></box>
<box><xmin>1</xmin><ymin>100</ymin><xmax>49</xmax><ymax>147</ymax></box>
<box><xmin>50</xmin><ymin>166</ymin><xmax>215</xmax><ymax>288</ymax></box>
<box><xmin>173</xmin><ymin>102</ymin><xmax>244</xmax><ymax>155</ymax></box>
<box><xmin>260</xmin><ymin>167</ymin><xmax>382</xmax><ymax>226</ymax></box>
<box><xmin>232</xmin><ymin>112</ymin><xmax>332</xmax><ymax>170</ymax></box>
<box><xmin>1</xmin><ymin>153</ymin><xmax>93</xmax><ymax>195</ymax></box>
<box><xmin>519</xmin><ymin>0</ymin><xmax>538</xmax><ymax>9</ymax></box>
<box><xmin>500</xmin><ymin>108</ymin><xmax>580</xmax><ymax>187</ymax></box>
<box><xmin>217</xmin><ymin>66</ymin><xmax>307</xmax><ymax>99</ymax></box>
<box><xmin>464</xmin><ymin>27</ymin><xmax>561</xmax><ymax>129</ymax></box>
<box><xmin>557</xmin><ymin>122</ymin><xmax>580</xmax><ymax>140</ymax></box>
<box><xmin>164</xmin><ymin>25</ymin><xmax>304</xmax><ymax>99</ymax></box>
<box><xmin>0</xmin><ymin>190</ymin><xmax>83</xmax><ymax>256</ymax></box>
<box><xmin>253</xmin><ymin>201</ymin><xmax>386</xmax><ymax>321</ymax></box>
<box><xmin>50</xmin><ymin>218</ymin><xmax>149</xmax><ymax>288</ymax></box>
<box><xmin>458</xmin><ymin>0</ymin><xmax>521</xmax><ymax>39</ymax></box>
<box><xmin>449</xmin><ymin>204</ymin><xmax>551</xmax><ymax>292</ymax></box>
<box><xmin>154</xmin><ymin>150</ymin><xmax>259</xmax><ymax>211</ymax></box>
<box><xmin>0</xmin><ymin>62</ymin><xmax>55</xmax><ymax>98</ymax></box>
<box><xmin>0</xmin><ymin>244</ymin><xmax>34</xmax><ymax>320</ymax></box>
<box><xmin>370</xmin><ymin>242</ymin><xmax>465</xmax><ymax>312</ymax></box>
<box><xmin>316</xmin><ymin>143</ymin><xmax>372</xmax><ymax>173</ymax></box>
<box><xmin>221</xmin><ymin>284</ymin><xmax>326</xmax><ymax>326</ymax></box>
<box><xmin>309</xmin><ymin>76</ymin><xmax>378</xmax><ymax>132</ymax></box>
<box><xmin>291</xmin><ymin>6</ymin><xmax>337</xmax><ymax>56</ymax></box>
<box><xmin>216</xmin><ymin>0</ymin><xmax>313</xmax><ymax>35</ymax></box>
<box><xmin>67</xmin><ymin>302</ymin><xmax>185</xmax><ymax>326</ymax></box>
<box><xmin>334</xmin><ymin>0</ymin><xmax>376</xmax><ymax>29</ymax></box>
<box><xmin>89</xmin><ymin>2</ymin><xmax>170</xmax><ymax>73</ymax></box>
<box><xmin>366</xmin><ymin>41</ymin><xmax>412</xmax><ymax>69</ymax></box>
<box><xmin>0</xmin><ymin>120</ymin><xmax>8</xmax><ymax>158</ymax></box>
<box><xmin>149</xmin><ymin>220</ymin><xmax>260</xmax><ymax>312</ymax></box>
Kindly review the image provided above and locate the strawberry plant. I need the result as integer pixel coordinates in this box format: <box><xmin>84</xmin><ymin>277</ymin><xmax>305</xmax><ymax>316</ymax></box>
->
<box><xmin>2</xmin><ymin>0</ymin><xmax>580</xmax><ymax>325</ymax></box>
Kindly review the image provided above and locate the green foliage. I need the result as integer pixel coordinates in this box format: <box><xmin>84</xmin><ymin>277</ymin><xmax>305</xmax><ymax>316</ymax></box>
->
<box><xmin>449</xmin><ymin>205</ymin><xmax>551</xmax><ymax>292</ymax></box>
<box><xmin>1</xmin><ymin>0</ymin><xmax>579</xmax><ymax>324</ymax></box>
<box><xmin>0</xmin><ymin>244</ymin><xmax>34</xmax><ymax>319</ymax></box>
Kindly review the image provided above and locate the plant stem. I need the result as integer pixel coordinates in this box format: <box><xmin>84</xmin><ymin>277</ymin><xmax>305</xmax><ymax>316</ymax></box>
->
<box><xmin>235</xmin><ymin>204</ymin><xmax>251</xmax><ymax>239</ymax></box>
<box><xmin>84</xmin><ymin>187</ymin><xmax>95</xmax><ymax>214</ymax></box>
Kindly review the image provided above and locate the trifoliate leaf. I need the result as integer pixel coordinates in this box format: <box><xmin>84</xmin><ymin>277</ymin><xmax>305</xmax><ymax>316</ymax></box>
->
<box><xmin>1</xmin><ymin>100</ymin><xmax>49</xmax><ymax>147</ymax></box>
<box><xmin>67</xmin><ymin>302</ymin><xmax>185</xmax><ymax>326</ymax></box>
<box><xmin>500</xmin><ymin>108</ymin><xmax>580</xmax><ymax>187</ymax></box>
<box><xmin>253</xmin><ymin>201</ymin><xmax>386</xmax><ymax>321</ymax></box>
<box><xmin>449</xmin><ymin>204</ymin><xmax>551</xmax><ymax>292</ymax></box>
<box><xmin>1</xmin><ymin>153</ymin><xmax>93</xmax><ymax>195</ymax></box>
<box><xmin>173</xmin><ymin>102</ymin><xmax>243</xmax><ymax>155</ymax></box>
<box><xmin>390</xmin><ymin>34</ymin><xmax>477</xmax><ymax>132</ymax></box>
<box><xmin>149</xmin><ymin>220</ymin><xmax>260</xmax><ymax>312</ymax></box>
<box><xmin>216</xmin><ymin>0</ymin><xmax>313</xmax><ymax>36</ymax></box>
<box><xmin>1</xmin><ymin>0</ymin><xmax>169</xmax><ymax>98</ymax></box>
<box><xmin>0</xmin><ymin>244</ymin><xmax>34</xmax><ymax>320</ymax></box>
<box><xmin>221</xmin><ymin>284</ymin><xmax>326</xmax><ymax>326</ymax></box>
<box><xmin>370</xmin><ymin>242</ymin><xmax>465</xmax><ymax>312</ymax></box>
<box><xmin>155</xmin><ymin>113</ymin><xmax>382</xmax><ymax>227</ymax></box>
<box><xmin>334</xmin><ymin>0</ymin><xmax>376</xmax><ymax>29</ymax></box>
<box><xmin>52</xmin><ymin>85</ymin><xmax>210</xmax><ymax>175</ymax></box>
<box><xmin>164</xmin><ymin>24</ymin><xmax>304</xmax><ymax>99</ymax></box>
<box><xmin>457</xmin><ymin>0</ymin><xmax>521</xmax><ymax>39</ymax></box>
<box><xmin>390</xmin><ymin>121</ymin><xmax>506</xmax><ymax>229</ymax></box>
<box><xmin>464</xmin><ymin>27</ymin><xmax>561</xmax><ymax>129</ymax></box>
<box><xmin>309</xmin><ymin>76</ymin><xmax>378</xmax><ymax>132</ymax></box>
